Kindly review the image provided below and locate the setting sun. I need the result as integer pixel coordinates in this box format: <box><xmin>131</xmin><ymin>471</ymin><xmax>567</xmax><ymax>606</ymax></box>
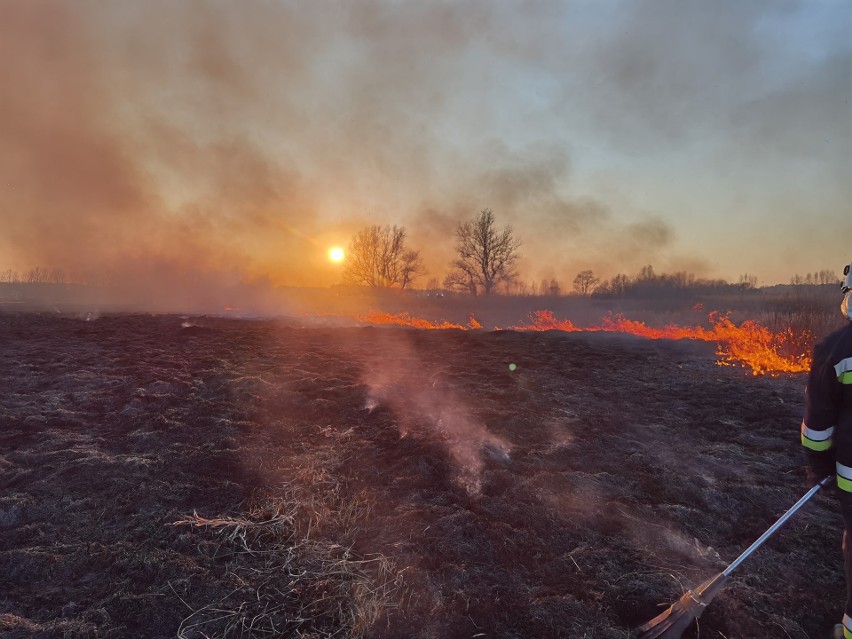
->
<box><xmin>328</xmin><ymin>246</ymin><xmax>345</xmax><ymax>263</ymax></box>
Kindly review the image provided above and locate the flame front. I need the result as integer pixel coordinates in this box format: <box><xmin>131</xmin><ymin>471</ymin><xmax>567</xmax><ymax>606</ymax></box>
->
<box><xmin>708</xmin><ymin>314</ymin><xmax>811</xmax><ymax>375</ymax></box>
<box><xmin>360</xmin><ymin>311</ymin><xmax>470</xmax><ymax>330</ymax></box>
<box><xmin>354</xmin><ymin>308</ymin><xmax>811</xmax><ymax>375</ymax></box>
<box><xmin>512</xmin><ymin>310</ymin><xmax>811</xmax><ymax>375</ymax></box>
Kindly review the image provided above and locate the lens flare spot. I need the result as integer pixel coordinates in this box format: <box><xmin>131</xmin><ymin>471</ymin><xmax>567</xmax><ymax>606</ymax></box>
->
<box><xmin>508</xmin><ymin>363</ymin><xmax>517</xmax><ymax>371</ymax></box>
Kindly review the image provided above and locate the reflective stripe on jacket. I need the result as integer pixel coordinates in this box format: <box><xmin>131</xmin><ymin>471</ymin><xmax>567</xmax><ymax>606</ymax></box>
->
<box><xmin>803</xmin><ymin>323</ymin><xmax>852</xmax><ymax>491</ymax></box>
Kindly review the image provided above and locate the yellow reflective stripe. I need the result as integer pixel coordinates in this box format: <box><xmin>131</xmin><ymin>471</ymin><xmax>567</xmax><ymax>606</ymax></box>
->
<box><xmin>838</xmin><ymin>465</ymin><xmax>852</xmax><ymax>492</ymax></box>
<box><xmin>840</xmin><ymin>371</ymin><xmax>852</xmax><ymax>385</ymax></box>
<box><xmin>802</xmin><ymin>433</ymin><xmax>834</xmax><ymax>451</ymax></box>
<box><xmin>802</xmin><ymin>422</ymin><xmax>835</xmax><ymax>451</ymax></box>
<box><xmin>835</xmin><ymin>357</ymin><xmax>852</xmax><ymax>379</ymax></box>
<box><xmin>843</xmin><ymin>613</ymin><xmax>852</xmax><ymax>637</ymax></box>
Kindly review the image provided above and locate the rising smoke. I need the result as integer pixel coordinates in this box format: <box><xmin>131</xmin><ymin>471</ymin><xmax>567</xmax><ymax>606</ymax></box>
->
<box><xmin>1</xmin><ymin>1</ymin><xmax>848</xmax><ymax>306</ymax></box>
<box><xmin>360</xmin><ymin>330</ymin><xmax>510</xmax><ymax>493</ymax></box>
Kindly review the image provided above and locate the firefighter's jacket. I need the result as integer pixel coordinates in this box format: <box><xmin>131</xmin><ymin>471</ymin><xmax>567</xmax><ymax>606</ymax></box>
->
<box><xmin>802</xmin><ymin>322</ymin><xmax>852</xmax><ymax>491</ymax></box>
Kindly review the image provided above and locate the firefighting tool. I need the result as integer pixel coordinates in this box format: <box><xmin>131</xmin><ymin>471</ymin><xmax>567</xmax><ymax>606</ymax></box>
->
<box><xmin>634</xmin><ymin>475</ymin><xmax>833</xmax><ymax>639</ymax></box>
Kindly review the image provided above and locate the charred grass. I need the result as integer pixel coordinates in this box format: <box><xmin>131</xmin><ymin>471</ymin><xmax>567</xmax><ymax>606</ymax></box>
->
<box><xmin>0</xmin><ymin>313</ymin><xmax>844</xmax><ymax>638</ymax></box>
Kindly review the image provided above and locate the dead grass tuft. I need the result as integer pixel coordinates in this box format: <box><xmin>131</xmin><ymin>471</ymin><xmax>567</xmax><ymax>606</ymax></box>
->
<box><xmin>171</xmin><ymin>486</ymin><xmax>400</xmax><ymax>639</ymax></box>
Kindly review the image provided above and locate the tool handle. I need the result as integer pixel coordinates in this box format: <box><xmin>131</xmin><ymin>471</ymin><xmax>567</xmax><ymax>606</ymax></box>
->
<box><xmin>723</xmin><ymin>475</ymin><xmax>833</xmax><ymax>577</ymax></box>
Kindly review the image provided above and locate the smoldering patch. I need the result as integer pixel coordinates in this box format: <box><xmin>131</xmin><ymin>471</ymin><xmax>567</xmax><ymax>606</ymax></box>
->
<box><xmin>621</xmin><ymin>507</ymin><xmax>723</xmax><ymax>570</ymax></box>
<box><xmin>535</xmin><ymin>472</ymin><xmax>722</xmax><ymax>573</ymax></box>
<box><xmin>367</xmin><ymin>377</ymin><xmax>513</xmax><ymax>493</ymax></box>
<box><xmin>360</xmin><ymin>334</ymin><xmax>511</xmax><ymax>494</ymax></box>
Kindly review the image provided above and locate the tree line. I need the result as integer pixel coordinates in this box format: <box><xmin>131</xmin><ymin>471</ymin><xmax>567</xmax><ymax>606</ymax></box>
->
<box><xmin>0</xmin><ymin>267</ymin><xmax>75</xmax><ymax>284</ymax></box>
<box><xmin>341</xmin><ymin>209</ymin><xmax>840</xmax><ymax>297</ymax></box>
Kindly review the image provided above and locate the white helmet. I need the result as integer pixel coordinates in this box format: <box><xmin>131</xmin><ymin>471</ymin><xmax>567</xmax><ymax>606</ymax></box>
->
<box><xmin>842</xmin><ymin>262</ymin><xmax>852</xmax><ymax>320</ymax></box>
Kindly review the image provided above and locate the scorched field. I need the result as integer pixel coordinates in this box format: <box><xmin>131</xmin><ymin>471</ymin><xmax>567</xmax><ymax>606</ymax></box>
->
<box><xmin>0</xmin><ymin>313</ymin><xmax>844</xmax><ymax>638</ymax></box>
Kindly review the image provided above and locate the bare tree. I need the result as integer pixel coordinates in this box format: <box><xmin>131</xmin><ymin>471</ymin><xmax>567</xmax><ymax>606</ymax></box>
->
<box><xmin>49</xmin><ymin>268</ymin><xmax>67</xmax><ymax>284</ymax></box>
<box><xmin>637</xmin><ymin>264</ymin><xmax>656</xmax><ymax>282</ymax></box>
<box><xmin>26</xmin><ymin>267</ymin><xmax>48</xmax><ymax>283</ymax></box>
<box><xmin>818</xmin><ymin>269</ymin><xmax>837</xmax><ymax>285</ymax></box>
<box><xmin>442</xmin><ymin>270</ymin><xmax>477</xmax><ymax>296</ymax></box>
<box><xmin>444</xmin><ymin>209</ymin><xmax>520</xmax><ymax>296</ymax></box>
<box><xmin>738</xmin><ymin>273</ymin><xmax>758</xmax><ymax>290</ymax></box>
<box><xmin>598</xmin><ymin>273</ymin><xmax>631</xmax><ymax>296</ymax></box>
<box><xmin>398</xmin><ymin>250</ymin><xmax>423</xmax><ymax>290</ymax></box>
<box><xmin>537</xmin><ymin>278</ymin><xmax>561</xmax><ymax>296</ymax></box>
<box><xmin>343</xmin><ymin>225</ymin><xmax>424</xmax><ymax>289</ymax></box>
<box><xmin>547</xmin><ymin>279</ymin><xmax>561</xmax><ymax>296</ymax></box>
<box><xmin>572</xmin><ymin>270</ymin><xmax>599</xmax><ymax>296</ymax></box>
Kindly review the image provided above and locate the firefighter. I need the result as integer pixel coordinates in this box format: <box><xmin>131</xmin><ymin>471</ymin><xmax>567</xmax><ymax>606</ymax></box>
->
<box><xmin>801</xmin><ymin>261</ymin><xmax>852</xmax><ymax>639</ymax></box>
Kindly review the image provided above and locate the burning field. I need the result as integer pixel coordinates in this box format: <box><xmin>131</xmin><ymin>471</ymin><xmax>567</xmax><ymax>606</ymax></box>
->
<box><xmin>0</xmin><ymin>312</ymin><xmax>845</xmax><ymax>638</ymax></box>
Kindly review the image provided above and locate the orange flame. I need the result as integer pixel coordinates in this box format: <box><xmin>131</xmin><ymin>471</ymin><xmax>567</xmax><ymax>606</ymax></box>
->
<box><xmin>706</xmin><ymin>314</ymin><xmax>811</xmax><ymax>375</ymax></box>
<box><xmin>353</xmin><ymin>308</ymin><xmax>810</xmax><ymax>375</ymax></box>
<box><xmin>360</xmin><ymin>311</ymin><xmax>470</xmax><ymax>330</ymax></box>
<box><xmin>512</xmin><ymin>309</ymin><xmax>581</xmax><ymax>332</ymax></box>
<box><xmin>512</xmin><ymin>310</ymin><xmax>810</xmax><ymax>376</ymax></box>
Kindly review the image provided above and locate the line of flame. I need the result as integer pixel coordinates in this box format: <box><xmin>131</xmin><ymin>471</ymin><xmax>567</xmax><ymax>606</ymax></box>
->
<box><xmin>512</xmin><ymin>310</ymin><xmax>811</xmax><ymax>376</ymax></box>
<box><xmin>357</xmin><ymin>308</ymin><xmax>811</xmax><ymax>376</ymax></box>
<box><xmin>359</xmin><ymin>310</ymin><xmax>473</xmax><ymax>330</ymax></box>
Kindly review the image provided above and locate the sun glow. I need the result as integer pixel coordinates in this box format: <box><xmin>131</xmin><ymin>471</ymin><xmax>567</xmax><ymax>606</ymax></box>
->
<box><xmin>328</xmin><ymin>247</ymin><xmax>345</xmax><ymax>263</ymax></box>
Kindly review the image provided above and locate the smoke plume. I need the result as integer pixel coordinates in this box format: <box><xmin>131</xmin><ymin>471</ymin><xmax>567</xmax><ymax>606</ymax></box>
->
<box><xmin>360</xmin><ymin>331</ymin><xmax>510</xmax><ymax>493</ymax></box>
<box><xmin>1</xmin><ymin>0</ymin><xmax>848</xmax><ymax>303</ymax></box>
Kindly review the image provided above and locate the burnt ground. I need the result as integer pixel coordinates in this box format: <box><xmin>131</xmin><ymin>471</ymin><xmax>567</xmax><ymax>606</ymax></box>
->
<box><xmin>0</xmin><ymin>313</ymin><xmax>844</xmax><ymax>638</ymax></box>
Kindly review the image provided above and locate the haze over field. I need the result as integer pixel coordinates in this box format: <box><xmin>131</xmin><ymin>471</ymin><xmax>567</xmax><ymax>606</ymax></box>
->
<box><xmin>2</xmin><ymin>0</ymin><xmax>850</xmax><ymax>296</ymax></box>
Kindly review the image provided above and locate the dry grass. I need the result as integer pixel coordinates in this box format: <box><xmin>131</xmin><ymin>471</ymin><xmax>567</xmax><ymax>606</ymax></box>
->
<box><xmin>759</xmin><ymin>287</ymin><xmax>845</xmax><ymax>358</ymax></box>
<box><xmin>2</xmin><ymin>312</ymin><xmax>844</xmax><ymax>638</ymax></box>
<box><xmin>171</xmin><ymin>485</ymin><xmax>401</xmax><ymax>639</ymax></box>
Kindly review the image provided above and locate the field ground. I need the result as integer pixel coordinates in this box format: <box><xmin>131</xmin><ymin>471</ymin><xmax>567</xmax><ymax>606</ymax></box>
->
<box><xmin>0</xmin><ymin>313</ymin><xmax>845</xmax><ymax>638</ymax></box>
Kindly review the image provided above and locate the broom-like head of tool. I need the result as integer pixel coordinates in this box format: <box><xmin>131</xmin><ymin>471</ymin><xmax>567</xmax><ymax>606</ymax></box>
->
<box><xmin>633</xmin><ymin>573</ymin><xmax>729</xmax><ymax>639</ymax></box>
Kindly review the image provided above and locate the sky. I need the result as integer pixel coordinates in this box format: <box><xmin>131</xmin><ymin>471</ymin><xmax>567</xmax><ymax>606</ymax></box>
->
<box><xmin>1</xmin><ymin>0</ymin><xmax>850</xmax><ymax>291</ymax></box>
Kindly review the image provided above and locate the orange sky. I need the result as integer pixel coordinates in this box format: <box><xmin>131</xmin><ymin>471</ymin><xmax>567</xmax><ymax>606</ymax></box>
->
<box><xmin>1</xmin><ymin>1</ymin><xmax>849</xmax><ymax>293</ymax></box>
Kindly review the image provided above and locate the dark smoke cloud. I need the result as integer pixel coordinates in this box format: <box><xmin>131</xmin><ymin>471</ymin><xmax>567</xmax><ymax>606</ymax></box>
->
<box><xmin>0</xmin><ymin>0</ymin><xmax>848</xmax><ymax>302</ymax></box>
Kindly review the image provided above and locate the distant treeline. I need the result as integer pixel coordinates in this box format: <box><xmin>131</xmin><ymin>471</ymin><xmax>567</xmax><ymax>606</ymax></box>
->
<box><xmin>590</xmin><ymin>266</ymin><xmax>840</xmax><ymax>299</ymax></box>
<box><xmin>423</xmin><ymin>265</ymin><xmax>840</xmax><ymax>300</ymax></box>
<box><xmin>1</xmin><ymin>267</ymin><xmax>74</xmax><ymax>284</ymax></box>
<box><xmin>591</xmin><ymin>265</ymin><xmax>737</xmax><ymax>298</ymax></box>
<box><xmin>1</xmin><ymin>262</ymin><xmax>841</xmax><ymax>303</ymax></box>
